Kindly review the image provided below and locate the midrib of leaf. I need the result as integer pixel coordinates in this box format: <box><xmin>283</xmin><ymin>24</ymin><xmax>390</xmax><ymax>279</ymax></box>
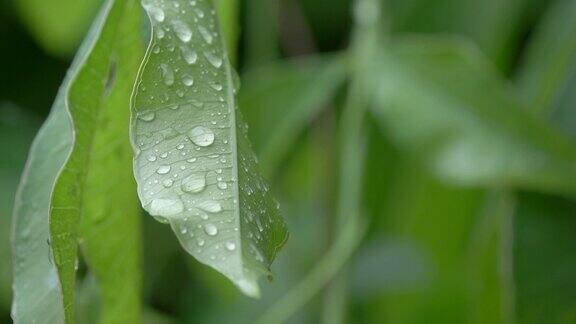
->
<box><xmin>132</xmin><ymin>0</ymin><xmax>287</xmax><ymax>297</ymax></box>
<box><xmin>222</xmin><ymin>26</ymin><xmax>243</xmax><ymax>288</ymax></box>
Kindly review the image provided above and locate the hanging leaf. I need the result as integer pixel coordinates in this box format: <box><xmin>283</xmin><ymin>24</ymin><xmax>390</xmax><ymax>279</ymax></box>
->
<box><xmin>131</xmin><ymin>0</ymin><xmax>288</xmax><ymax>297</ymax></box>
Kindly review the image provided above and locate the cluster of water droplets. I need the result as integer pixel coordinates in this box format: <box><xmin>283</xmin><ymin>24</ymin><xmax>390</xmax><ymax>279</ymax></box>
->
<box><xmin>134</xmin><ymin>0</ymin><xmax>287</xmax><ymax>293</ymax></box>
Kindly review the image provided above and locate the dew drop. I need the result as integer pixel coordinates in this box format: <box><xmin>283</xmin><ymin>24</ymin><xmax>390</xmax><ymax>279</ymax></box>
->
<box><xmin>189</xmin><ymin>126</ymin><xmax>215</xmax><ymax>147</ymax></box>
<box><xmin>197</xmin><ymin>200</ymin><xmax>222</xmax><ymax>213</ymax></box>
<box><xmin>172</xmin><ymin>20</ymin><xmax>192</xmax><ymax>42</ymax></box>
<box><xmin>217</xmin><ymin>181</ymin><xmax>228</xmax><ymax>190</ymax></box>
<box><xmin>182</xmin><ymin>75</ymin><xmax>194</xmax><ymax>86</ymax></box>
<box><xmin>210</xmin><ymin>82</ymin><xmax>223</xmax><ymax>91</ymax></box>
<box><xmin>194</xmin><ymin>8</ymin><xmax>205</xmax><ymax>18</ymax></box>
<box><xmin>180</xmin><ymin>46</ymin><xmax>198</xmax><ymax>64</ymax></box>
<box><xmin>147</xmin><ymin>155</ymin><xmax>157</xmax><ymax>162</ymax></box>
<box><xmin>160</xmin><ymin>64</ymin><xmax>174</xmax><ymax>86</ymax></box>
<box><xmin>181</xmin><ymin>173</ymin><xmax>206</xmax><ymax>193</ymax></box>
<box><xmin>144</xmin><ymin>4</ymin><xmax>165</xmax><ymax>22</ymax></box>
<box><xmin>139</xmin><ymin>112</ymin><xmax>155</xmax><ymax>121</ymax></box>
<box><xmin>197</xmin><ymin>238</ymin><xmax>205</xmax><ymax>246</ymax></box>
<box><xmin>149</xmin><ymin>198</ymin><xmax>183</xmax><ymax>217</ymax></box>
<box><xmin>162</xmin><ymin>179</ymin><xmax>174</xmax><ymax>188</ymax></box>
<box><xmin>156</xmin><ymin>28</ymin><xmax>165</xmax><ymax>39</ymax></box>
<box><xmin>198</xmin><ymin>26</ymin><xmax>213</xmax><ymax>44</ymax></box>
<box><xmin>204</xmin><ymin>223</ymin><xmax>218</xmax><ymax>236</ymax></box>
<box><xmin>204</xmin><ymin>51</ymin><xmax>223</xmax><ymax>68</ymax></box>
<box><xmin>225</xmin><ymin>242</ymin><xmax>236</xmax><ymax>251</ymax></box>
<box><xmin>157</xmin><ymin>165</ymin><xmax>171</xmax><ymax>174</ymax></box>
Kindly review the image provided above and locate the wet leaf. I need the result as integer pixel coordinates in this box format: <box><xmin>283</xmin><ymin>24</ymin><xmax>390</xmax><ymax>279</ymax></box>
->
<box><xmin>131</xmin><ymin>0</ymin><xmax>288</xmax><ymax>297</ymax></box>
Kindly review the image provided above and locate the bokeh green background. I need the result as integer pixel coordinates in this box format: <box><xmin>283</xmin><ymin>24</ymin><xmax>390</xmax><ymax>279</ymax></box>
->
<box><xmin>2</xmin><ymin>0</ymin><xmax>576</xmax><ymax>323</ymax></box>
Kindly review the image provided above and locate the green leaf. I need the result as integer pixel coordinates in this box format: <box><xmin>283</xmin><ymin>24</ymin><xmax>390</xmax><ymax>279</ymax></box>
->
<box><xmin>14</xmin><ymin>0</ymin><xmax>103</xmax><ymax>57</ymax></box>
<box><xmin>512</xmin><ymin>3</ymin><xmax>576</xmax><ymax>322</ymax></box>
<box><xmin>13</xmin><ymin>0</ymin><xmax>144</xmax><ymax>322</ymax></box>
<box><xmin>357</xmin><ymin>157</ymin><xmax>485</xmax><ymax>323</ymax></box>
<box><xmin>239</xmin><ymin>56</ymin><xmax>346</xmax><ymax>176</ymax></box>
<box><xmin>513</xmin><ymin>193</ymin><xmax>576</xmax><ymax>323</ymax></box>
<box><xmin>243</xmin><ymin>0</ymin><xmax>279</xmax><ymax>67</ymax></box>
<box><xmin>388</xmin><ymin>0</ymin><xmax>534</xmax><ymax>71</ymax></box>
<box><xmin>213</xmin><ymin>0</ymin><xmax>239</xmax><ymax>65</ymax></box>
<box><xmin>517</xmin><ymin>0</ymin><xmax>576</xmax><ymax>121</ymax></box>
<box><xmin>11</xmin><ymin>94</ymin><xmax>69</xmax><ymax>324</ymax></box>
<box><xmin>0</xmin><ymin>104</ymin><xmax>39</xmax><ymax>310</ymax></box>
<box><xmin>131</xmin><ymin>0</ymin><xmax>288</xmax><ymax>297</ymax></box>
<box><xmin>370</xmin><ymin>36</ymin><xmax>576</xmax><ymax>195</ymax></box>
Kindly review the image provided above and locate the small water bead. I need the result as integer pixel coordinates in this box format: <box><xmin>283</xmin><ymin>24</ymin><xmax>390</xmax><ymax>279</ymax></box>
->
<box><xmin>180</xmin><ymin>227</ymin><xmax>188</xmax><ymax>234</ymax></box>
<box><xmin>157</xmin><ymin>165</ymin><xmax>171</xmax><ymax>174</ymax></box>
<box><xmin>204</xmin><ymin>223</ymin><xmax>218</xmax><ymax>236</ymax></box>
<box><xmin>139</xmin><ymin>112</ymin><xmax>155</xmax><ymax>121</ymax></box>
<box><xmin>204</xmin><ymin>51</ymin><xmax>223</xmax><ymax>68</ymax></box>
<box><xmin>149</xmin><ymin>198</ymin><xmax>183</xmax><ymax>217</ymax></box>
<box><xmin>198</xmin><ymin>26</ymin><xmax>213</xmax><ymax>44</ymax></box>
<box><xmin>176</xmin><ymin>143</ymin><xmax>185</xmax><ymax>150</ymax></box>
<box><xmin>194</xmin><ymin>8</ymin><xmax>204</xmax><ymax>18</ymax></box>
<box><xmin>181</xmin><ymin>46</ymin><xmax>198</xmax><ymax>64</ymax></box>
<box><xmin>225</xmin><ymin>242</ymin><xmax>236</xmax><ymax>251</ymax></box>
<box><xmin>172</xmin><ymin>20</ymin><xmax>192</xmax><ymax>43</ymax></box>
<box><xmin>187</xmin><ymin>157</ymin><xmax>197</xmax><ymax>163</ymax></box>
<box><xmin>160</xmin><ymin>152</ymin><xmax>168</xmax><ymax>158</ymax></box>
<box><xmin>162</xmin><ymin>179</ymin><xmax>174</xmax><ymax>188</ymax></box>
<box><xmin>217</xmin><ymin>181</ymin><xmax>228</xmax><ymax>190</ymax></box>
<box><xmin>156</xmin><ymin>28</ymin><xmax>165</xmax><ymax>39</ymax></box>
<box><xmin>144</xmin><ymin>4</ymin><xmax>165</xmax><ymax>22</ymax></box>
<box><xmin>182</xmin><ymin>75</ymin><xmax>194</xmax><ymax>86</ymax></box>
<box><xmin>147</xmin><ymin>155</ymin><xmax>157</xmax><ymax>162</ymax></box>
<box><xmin>197</xmin><ymin>200</ymin><xmax>222</xmax><ymax>213</ymax></box>
<box><xmin>210</xmin><ymin>82</ymin><xmax>223</xmax><ymax>91</ymax></box>
<box><xmin>160</xmin><ymin>64</ymin><xmax>174</xmax><ymax>86</ymax></box>
<box><xmin>181</xmin><ymin>173</ymin><xmax>206</xmax><ymax>193</ymax></box>
<box><xmin>189</xmin><ymin>126</ymin><xmax>215</xmax><ymax>146</ymax></box>
<box><xmin>196</xmin><ymin>238</ymin><xmax>205</xmax><ymax>246</ymax></box>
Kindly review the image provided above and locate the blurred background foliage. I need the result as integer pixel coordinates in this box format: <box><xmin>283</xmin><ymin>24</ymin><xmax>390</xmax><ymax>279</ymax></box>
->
<box><xmin>2</xmin><ymin>0</ymin><xmax>576</xmax><ymax>323</ymax></box>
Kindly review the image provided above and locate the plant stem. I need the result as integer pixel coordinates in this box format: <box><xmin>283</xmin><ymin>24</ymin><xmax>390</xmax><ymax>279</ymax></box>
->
<box><xmin>322</xmin><ymin>0</ymin><xmax>383</xmax><ymax>322</ymax></box>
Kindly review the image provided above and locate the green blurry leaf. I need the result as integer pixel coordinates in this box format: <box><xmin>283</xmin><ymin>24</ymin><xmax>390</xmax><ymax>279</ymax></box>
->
<box><xmin>371</xmin><ymin>36</ymin><xmax>576</xmax><ymax>195</ymax></box>
<box><xmin>389</xmin><ymin>0</ymin><xmax>534</xmax><ymax>71</ymax></box>
<box><xmin>13</xmin><ymin>0</ymin><xmax>144</xmax><ymax>322</ymax></box>
<box><xmin>132</xmin><ymin>0</ymin><xmax>288</xmax><ymax>297</ymax></box>
<box><xmin>214</xmin><ymin>0</ymin><xmax>239</xmax><ymax>65</ymax></box>
<box><xmin>356</xmin><ymin>157</ymin><xmax>484</xmax><ymax>323</ymax></box>
<box><xmin>514</xmin><ymin>193</ymin><xmax>576</xmax><ymax>323</ymax></box>
<box><xmin>512</xmin><ymin>2</ymin><xmax>576</xmax><ymax>323</ymax></box>
<box><xmin>517</xmin><ymin>0</ymin><xmax>576</xmax><ymax>124</ymax></box>
<box><xmin>244</xmin><ymin>0</ymin><xmax>280</xmax><ymax>67</ymax></box>
<box><xmin>15</xmin><ymin>0</ymin><xmax>103</xmax><ymax>57</ymax></box>
<box><xmin>240</xmin><ymin>56</ymin><xmax>346</xmax><ymax>176</ymax></box>
<box><xmin>0</xmin><ymin>104</ymin><xmax>39</xmax><ymax>310</ymax></box>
